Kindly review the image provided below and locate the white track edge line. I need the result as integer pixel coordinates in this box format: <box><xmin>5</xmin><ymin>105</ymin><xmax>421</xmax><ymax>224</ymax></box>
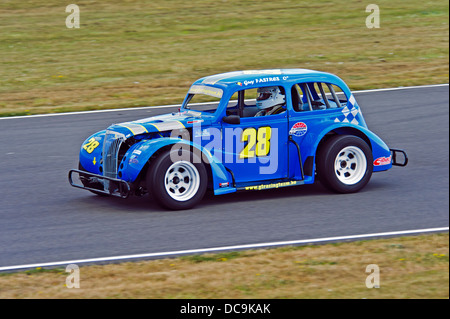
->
<box><xmin>0</xmin><ymin>227</ymin><xmax>447</xmax><ymax>271</ymax></box>
<box><xmin>0</xmin><ymin>83</ymin><xmax>448</xmax><ymax>121</ymax></box>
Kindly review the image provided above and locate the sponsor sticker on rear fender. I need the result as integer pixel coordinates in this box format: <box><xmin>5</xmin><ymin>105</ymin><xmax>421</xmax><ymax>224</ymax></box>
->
<box><xmin>374</xmin><ymin>156</ymin><xmax>392</xmax><ymax>166</ymax></box>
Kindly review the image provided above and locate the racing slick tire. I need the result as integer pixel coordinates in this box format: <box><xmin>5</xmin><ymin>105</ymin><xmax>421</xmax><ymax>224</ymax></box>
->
<box><xmin>317</xmin><ymin>135</ymin><xmax>373</xmax><ymax>193</ymax></box>
<box><xmin>147</xmin><ymin>148</ymin><xmax>208</xmax><ymax>210</ymax></box>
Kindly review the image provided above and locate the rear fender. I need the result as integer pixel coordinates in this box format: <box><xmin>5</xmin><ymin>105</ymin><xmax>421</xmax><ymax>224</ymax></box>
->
<box><xmin>312</xmin><ymin>124</ymin><xmax>392</xmax><ymax>176</ymax></box>
<box><xmin>333</xmin><ymin>126</ymin><xmax>392</xmax><ymax>171</ymax></box>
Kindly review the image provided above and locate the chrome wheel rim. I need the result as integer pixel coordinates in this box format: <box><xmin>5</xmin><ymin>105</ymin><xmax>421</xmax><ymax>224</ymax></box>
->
<box><xmin>164</xmin><ymin>161</ymin><xmax>200</xmax><ymax>202</ymax></box>
<box><xmin>334</xmin><ymin>146</ymin><xmax>367</xmax><ymax>185</ymax></box>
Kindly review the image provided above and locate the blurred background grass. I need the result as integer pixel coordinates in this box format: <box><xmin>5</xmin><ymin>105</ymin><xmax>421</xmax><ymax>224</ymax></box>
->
<box><xmin>0</xmin><ymin>0</ymin><xmax>448</xmax><ymax>116</ymax></box>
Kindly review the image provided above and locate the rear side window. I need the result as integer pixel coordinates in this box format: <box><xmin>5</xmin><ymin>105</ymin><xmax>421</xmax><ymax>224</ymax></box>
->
<box><xmin>291</xmin><ymin>82</ymin><xmax>347</xmax><ymax>112</ymax></box>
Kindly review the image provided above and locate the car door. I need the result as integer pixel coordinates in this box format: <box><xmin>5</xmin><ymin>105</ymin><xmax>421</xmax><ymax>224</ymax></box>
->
<box><xmin>221</xmin><ymin>88</ymin><xmax>289</xmax><ymax>184</ymax></box>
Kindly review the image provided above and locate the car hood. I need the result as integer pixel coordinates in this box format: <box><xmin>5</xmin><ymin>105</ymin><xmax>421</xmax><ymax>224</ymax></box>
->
<box><xmin>106</xmin><ymin>110</ymin><xmax>213</xmax><ymax>138</ymax></box>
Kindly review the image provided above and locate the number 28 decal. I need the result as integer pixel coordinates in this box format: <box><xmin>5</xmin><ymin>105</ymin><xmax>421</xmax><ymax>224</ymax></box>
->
<box><xmin>239</xmin><ymin>126</ymin><xmax>272</xmax><ymax>159</ymax></box>
<box><xmin>83</xmin><ymin>137</ymin><xmax>100</xmax><ymax>154</ymax></box>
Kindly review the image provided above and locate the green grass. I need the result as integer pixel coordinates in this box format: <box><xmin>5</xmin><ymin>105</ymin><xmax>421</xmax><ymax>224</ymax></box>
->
<box><xmin>180</xmin><ymin>251</ymin><xmax>244</xmax><ymax>263</ymax></box>
<box><xmin>0</xmin><ymin>0</ymin><xmax>448</xmax><ymax>116</ymax></box>
<box><xmin>0</xmin><ymin>234</ymin><xmax>447</xmax><ymax>298</ymax></box>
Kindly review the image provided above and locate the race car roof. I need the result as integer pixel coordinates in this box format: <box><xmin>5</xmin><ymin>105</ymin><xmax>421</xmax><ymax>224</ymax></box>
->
<box><xmin>192</xmin><ymin>68</ymin><xmax>351</xmax><ymax>96</ymax></box>
<box><xmin>195</xmin><ymin>69</ymin><xmax>331</xmax><ymax>85</ymax></box>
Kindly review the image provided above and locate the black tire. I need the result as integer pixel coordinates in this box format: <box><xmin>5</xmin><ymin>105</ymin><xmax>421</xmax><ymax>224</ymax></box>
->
<box><xmin>147</xmin><ymin>148</ymin><xmax>208</xmax><ymax>210</ymax></box>
<box><xmin>78</xmin><ymin>162</ymin><xmax>108</xmax><ymax>196</ymax></box>
<box><xmin>317</xmin><ymin>135</ymin><xmax>373</xmax><ymax>193</ymax></box>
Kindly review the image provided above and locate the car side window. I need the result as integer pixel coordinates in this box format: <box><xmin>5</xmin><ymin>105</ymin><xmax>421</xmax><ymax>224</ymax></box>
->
<box><xmin>226</xmin><ymin>91</ymin><xmax>239</xmax><ymax>115</ymax></box>
<box><xmin>291</xmin><ymin>82</ymin><xmax>347</xmax><ymax>112</ymax></box>
<box><xmin>229</xmin><ymin>86</ymin><xmax>287</xmax><ymax>118</ymax></box>
<box><xmin>323</xmin><ymin>83</ymin><xmax>347</xmax><ymax>108</ymax></box>
<box><xmin>240</xmin><ymin>88</ymin><xmax>260</xmax><ymax>117</ymax></box>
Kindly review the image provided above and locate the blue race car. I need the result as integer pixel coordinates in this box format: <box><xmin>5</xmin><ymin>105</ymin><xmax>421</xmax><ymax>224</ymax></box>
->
<box><xmin>69</xmin><ymin>69</ymin><xmax>408</xmax><ymax>210</ymax></box>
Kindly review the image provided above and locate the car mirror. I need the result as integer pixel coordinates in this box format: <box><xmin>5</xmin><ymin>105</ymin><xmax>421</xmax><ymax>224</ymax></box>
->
<box><xmin>222</xmin><ymin>115</ymin><xmax>240</xmax><ymax>125</ymax></box>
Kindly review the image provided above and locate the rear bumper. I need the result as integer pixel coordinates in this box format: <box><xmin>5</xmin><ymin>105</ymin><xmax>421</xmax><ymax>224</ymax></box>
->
<box><xmin>390</xmin><ymin>149</ymin><xmax>408</xmax><ymax>167</ymax></box>
<box><xmin>68</xmin><ymin>169</ymin><xmax>131</xmax><ymax>199</ymax></box>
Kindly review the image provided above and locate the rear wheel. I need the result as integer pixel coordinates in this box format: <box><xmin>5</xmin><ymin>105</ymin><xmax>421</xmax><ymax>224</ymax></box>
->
<box><xmin>317</xmin><ymin>135</ymin><xmax>373</xmax><ymax>193</ymax></box>
<box><xmin>147</xmin><ymin>148</ymin><xmax>207</xmax><ymax>210</ymax></box>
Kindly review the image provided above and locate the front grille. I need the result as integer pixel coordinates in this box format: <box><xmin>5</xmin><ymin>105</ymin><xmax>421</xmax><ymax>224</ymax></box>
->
<box><xmin>102</xmin><ymin>130</ymin><xmax>126</xmax><ymax>181</ymax></box>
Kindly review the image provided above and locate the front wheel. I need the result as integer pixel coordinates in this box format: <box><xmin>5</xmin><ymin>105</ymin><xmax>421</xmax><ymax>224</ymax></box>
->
<box><xmin>317</xmin><ymin>135</ymin><xmax>373</xmax><ymax>193</ymax></box>
<box><xmin>147</xmin><ymin>148</ymin><xmax>208</xmax><ymax>210</ymax></box>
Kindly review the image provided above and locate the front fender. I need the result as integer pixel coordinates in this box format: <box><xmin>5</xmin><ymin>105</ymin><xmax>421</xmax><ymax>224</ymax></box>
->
<box><xmin>79</xmin><ymin>130</ymin><xmax>106</xmax><ymax>174</ymax></box>
<box><xmin>119</xmin><ymin>138</ymin><xmax>236</xmax><ymax>195</ymax></box>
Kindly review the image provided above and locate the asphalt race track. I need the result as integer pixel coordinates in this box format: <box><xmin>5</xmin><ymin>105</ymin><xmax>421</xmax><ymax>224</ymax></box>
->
<box><xmin>0</xmin><ymin>85</ymin><xmax>448</xmax><ymax>268</ymax></box>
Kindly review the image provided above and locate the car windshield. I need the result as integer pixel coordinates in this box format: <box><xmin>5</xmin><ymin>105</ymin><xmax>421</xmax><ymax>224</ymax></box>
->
<box><xmin>182</xmin><ymin>85</ymin><xmax>223</xmax><ymax>114</ymax></box>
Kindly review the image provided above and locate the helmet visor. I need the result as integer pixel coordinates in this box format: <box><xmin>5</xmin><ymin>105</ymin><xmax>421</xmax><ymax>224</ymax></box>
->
<box><xmin>257</xmin><ymin>92</ymin><xmax>272</xmax><ymax>101</ymax></box>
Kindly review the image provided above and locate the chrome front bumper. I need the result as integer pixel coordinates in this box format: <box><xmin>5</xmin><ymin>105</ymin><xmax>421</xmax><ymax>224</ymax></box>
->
<box><xmin>68</xmin><ymin>169</ymin><xmax>131</xmax><ymax>199</ymax></box>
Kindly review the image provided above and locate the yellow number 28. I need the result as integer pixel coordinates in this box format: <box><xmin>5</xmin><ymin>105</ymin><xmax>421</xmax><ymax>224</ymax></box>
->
<box><xmin>83</xmin><ymin>137</ymin><xmax>100</xmax><ymax>154</ymax></box>
<box><xmin>239</xmin><ymin>126</ymin><xmax>272</xmax><ymax>159</ymax></box>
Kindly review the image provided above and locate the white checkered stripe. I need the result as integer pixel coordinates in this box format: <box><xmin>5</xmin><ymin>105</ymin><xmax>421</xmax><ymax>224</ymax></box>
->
<box><xmin>334</xmin><ymin>94</ymin><xmax>360</xmax><ymax>125</ymax></box>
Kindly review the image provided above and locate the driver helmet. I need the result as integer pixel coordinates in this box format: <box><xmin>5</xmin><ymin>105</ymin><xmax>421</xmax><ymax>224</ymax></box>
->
<box><xmin>256</xmin><ymin>86</ymin><xmax>285</xmax><ymax>110</ymax></box>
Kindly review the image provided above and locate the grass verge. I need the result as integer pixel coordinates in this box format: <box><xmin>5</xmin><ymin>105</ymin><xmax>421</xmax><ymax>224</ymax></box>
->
<box><xmin>0</xmin><ymin>233</ymin><xmax>448</xmax><ymax>298</ymax></box>
<box><xmin>0</xmin><ymin>0</ymin><xmax>448</xmax><ymax>116</ymax></box>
